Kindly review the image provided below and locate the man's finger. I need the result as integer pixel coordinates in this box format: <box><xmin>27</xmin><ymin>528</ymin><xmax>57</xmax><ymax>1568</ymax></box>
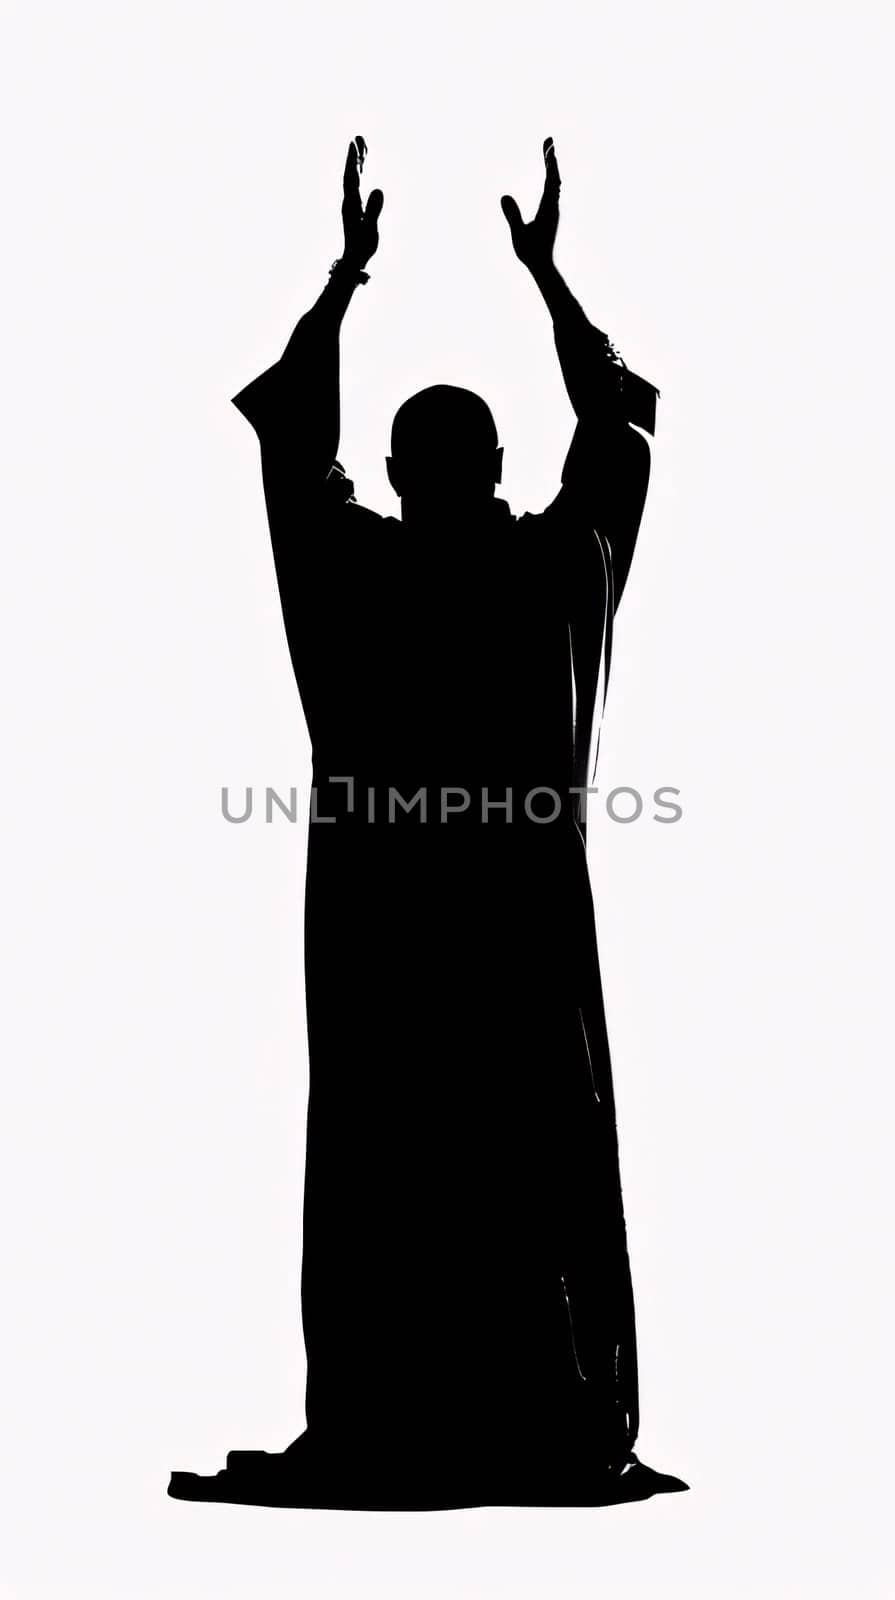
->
<box><xmin>343</xmin><ymin>141</ymin><xmax>361</xmax><ymax>193</ymax></box>
<box><xmin>500</xmin><ymin>194</ymin><xmax>523</xmax><ymax>234</ymax></box>
<box><xmin>543</xmin><ymin>137</ymin><xmax>560</xmax><ymax>190</ymax></box>
<box><xmin>364</xmin><ymin>188</ymin><xmax>384</xmax><ymax>225</ymax></box>
<box><xmin>534</xmin><ymin>136</ymin><xmax>560</xmax><ymax>227</ymax></box>
<box><xmin>342</xmin><ymin>141</ymin><xmax>362</xmax><ymax>222</ymax></box>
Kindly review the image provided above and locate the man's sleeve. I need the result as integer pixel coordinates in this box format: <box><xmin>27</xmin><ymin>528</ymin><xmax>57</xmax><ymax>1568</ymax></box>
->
<box><xmin>548</xmin><ymin>411</ymin><xmax>653</xmax><ymax>614</ymax></box>
<box><xmin>232</xmin><ymin>360</ymin><xmax>284</xmax><ymax>434</ymax></box>
<box><xmin>231</xmin><ymin>358</ymin><xmax>373</xmax><ymax>581</ymax></box>
<box><xmin>550</xmin><ymin>501</ymin><xmax>614</xmax><ymax>795</ymax></box>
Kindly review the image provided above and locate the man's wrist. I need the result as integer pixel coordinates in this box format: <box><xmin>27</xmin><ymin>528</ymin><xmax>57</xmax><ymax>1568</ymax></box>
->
<box><xmin>329</xmin><ymin>256</ymin><xmax>371</xmax><ymax>286</ymax></box>
<box><xmin>528</xmin><ymin>258</ymin><xmax>578</xmax><ymax>325</ymax></box>
<box><xmin>526</xmin><ymin>256</ymin><xmax>562</xmax><ymax>296</ymax></box>
<box><xmin>318</xmin><ymin>257</ymin><xmax>369</xmax><ymax>322</ymax></box>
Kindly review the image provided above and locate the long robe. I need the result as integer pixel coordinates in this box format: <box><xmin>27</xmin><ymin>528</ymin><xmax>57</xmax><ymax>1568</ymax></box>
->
<box><xmin>167</xmin><ymin>338</ymin><xmax>688</xmax><ymax>1507</ymax></box>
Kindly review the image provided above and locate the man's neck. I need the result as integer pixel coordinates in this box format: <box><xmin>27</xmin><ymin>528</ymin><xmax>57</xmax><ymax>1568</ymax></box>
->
<box><xmin>400</xmin><ymin>494</ymin><xmax>504</xmax><ymax>526</ymax></box>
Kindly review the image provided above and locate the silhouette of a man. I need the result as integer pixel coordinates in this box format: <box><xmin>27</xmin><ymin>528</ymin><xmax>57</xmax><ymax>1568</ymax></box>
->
<box><xmin>170</xmin><ymin>137</ymin><xmax>685</xmax><ymax>1509</ymax></box>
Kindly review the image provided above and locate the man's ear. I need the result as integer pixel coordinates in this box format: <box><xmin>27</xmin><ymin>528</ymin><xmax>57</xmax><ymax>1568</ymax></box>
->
<box><xmin>494</xmin><ymin>446</ymin><xmax>504</xmax><ymax>485</ymax></box>
<box><xmin>385</xmin><ymin>455</ymin><xmax>402</xmax><ymax>496</ymax></box>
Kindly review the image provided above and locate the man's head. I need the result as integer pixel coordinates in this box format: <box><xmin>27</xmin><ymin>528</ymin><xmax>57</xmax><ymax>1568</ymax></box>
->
<box><xmin>386</xmin><ymin>385</ymin><xmax>503</xmax><ymax>514</ymax></box>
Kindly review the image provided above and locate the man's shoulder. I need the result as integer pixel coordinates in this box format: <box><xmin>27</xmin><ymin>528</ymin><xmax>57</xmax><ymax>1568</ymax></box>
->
<box><xmin>513</xmin><ymin>500</ymin><xmax>595</xmax><ymax>540</ymax></box>
<box><xmin>342</xmin><ymin>499</ymin><xmax>389</xmax><ymax>529</ymax></box>
<box><xmin>309</xmin><ymin>500</ymin><xmax>399</xmax><ymax>571</ymax></box>
<box><xmin>309</xmin><ymin>486</ymin><xmax>389</xmax><ymax>537</ymax></box>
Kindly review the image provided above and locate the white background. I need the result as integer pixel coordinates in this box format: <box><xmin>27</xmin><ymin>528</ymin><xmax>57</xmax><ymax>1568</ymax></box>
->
<box><xmin>1</xmin><ymin>1</ymin><xmax>893</xmax><ymax>1596</ymax></box>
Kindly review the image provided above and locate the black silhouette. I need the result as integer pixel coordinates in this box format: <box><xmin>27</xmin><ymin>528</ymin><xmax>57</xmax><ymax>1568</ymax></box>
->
<box><xmin>169</xmin><ymin>137</ymin><xmax>687</xmax><ymax>1509</ymax></box>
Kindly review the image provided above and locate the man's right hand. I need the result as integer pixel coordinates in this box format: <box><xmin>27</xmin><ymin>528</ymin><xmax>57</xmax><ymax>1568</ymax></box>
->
<box><xmin>500</xmin><ymin>137</ymin><xmax>561</xmax><ymax>274</ymax></box>
<box><xmin>341</xmin><ymin>135</ymin><xmax>384</xmax><ymax>271</ymax></box>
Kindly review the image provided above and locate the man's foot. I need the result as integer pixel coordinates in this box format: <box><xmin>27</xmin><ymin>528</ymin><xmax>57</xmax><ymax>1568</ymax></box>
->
<box><xmin>168</xmin><ymin>1434</ymin><xmax>688</xmax><ymax>1510</ymax></box>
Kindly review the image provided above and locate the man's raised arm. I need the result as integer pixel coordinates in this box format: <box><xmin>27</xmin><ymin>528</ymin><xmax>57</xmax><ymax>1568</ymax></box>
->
<box><xmin>231</xmin><ymin>137</ymin><xmax>383</xmax><ymax>544</ymax></box>
<box><xmin>501</xmin><ymin>139</ymin><xmax>657</xmax><ymax>610</ymax></box>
